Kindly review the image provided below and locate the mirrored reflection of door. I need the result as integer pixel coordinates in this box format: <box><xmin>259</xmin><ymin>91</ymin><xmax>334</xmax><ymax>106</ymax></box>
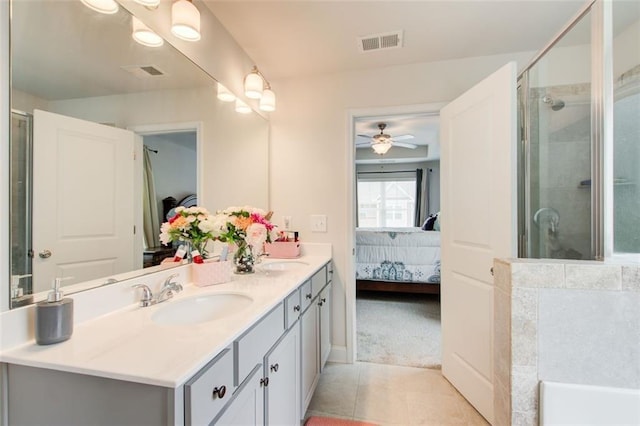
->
<box><xmin>32</xmin><ymin>110</ymin><xmax>137</xmax><ymax>293</ymax></box>
<box><xmin>526</xmin><ymin>11</ymin><xmax>593</xmax><ymax>260</ymax></box>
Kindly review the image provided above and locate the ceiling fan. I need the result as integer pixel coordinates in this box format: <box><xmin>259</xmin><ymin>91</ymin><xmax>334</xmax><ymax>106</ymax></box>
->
<box><xmin>356</xmin><ymin>123</ymin><xmax>417</xmax><ymax>155</ymax></box>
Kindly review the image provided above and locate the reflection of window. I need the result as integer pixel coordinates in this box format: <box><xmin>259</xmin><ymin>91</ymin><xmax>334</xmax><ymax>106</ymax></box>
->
<box><xmin>357</xmin><ymin>177</ymin><xmax>416</xmax><ymax>227</ymax></box>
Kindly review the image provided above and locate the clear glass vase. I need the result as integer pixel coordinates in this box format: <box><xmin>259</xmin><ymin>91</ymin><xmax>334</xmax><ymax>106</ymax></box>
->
<box><xmin>233</xmin><ymin>241</ymin><xmax>255</xmax><ymax>274</ymax></box>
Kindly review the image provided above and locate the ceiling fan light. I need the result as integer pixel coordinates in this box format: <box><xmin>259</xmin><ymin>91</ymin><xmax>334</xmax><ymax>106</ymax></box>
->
<box><xmin>259</xmin><ymin>88</ymin><xmax>276</xmax><ymax>112</ymax></box>
<box><xmin>235</xmin><ymin>99</ymin><xmax>252</xmax><ymax>114</ymax></box>
<box><xmin>132</xmin><ymin>17</ymin><xmax>164</xmax><ymax>48</ymax></box>
<box><xmin>171</xmin><ymin>0</ymin><xmax>201</xmax><ymax>42</ymax></box>
<box><xmin>217</xmin><ymin>83</ymin><xmax>236</xmax><ymax>102</ymax></box>
<box><xmin>244</xmin><ymin>70</ymin><xmax>263</xmax><ymax>99</ymax></box>
<box><xmin>133</xmin><ymin>0</ymin><xmax>161</xmax><ymax>7</ymax></box>
<box><xmin>80</xmin><ymin>0</ymin><xmax>119</xmax><ymax>14</ymax></box>
<box><xmin>372</xmin><ymin>142</ymin><xmax>392</xmax><ymax>155</ymax></box>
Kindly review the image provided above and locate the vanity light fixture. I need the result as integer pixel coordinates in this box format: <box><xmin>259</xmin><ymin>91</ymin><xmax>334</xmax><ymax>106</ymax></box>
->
<box><xmin>80</xmin><ymin>0</ymin><xmax>119</xmax><ymax>14</ymax></box>
<box><xmin>133</xmin><ymin>0</ymin><xmax>161</xmax><ymax>7</ymax></box>
<box><xmin>259</xmin><ymin>86</ymin><xmax>276</xmax><ymax>112</ymax></box>
<box><xmin>132</xmin><ymin>17</ymin><xmax>164</xmax><ymax>48</ymax></box>
<box><xmin>243</xmin><ymin>65</ymin><xmax>277</xmax><ymax>111</ymax></box>
<box><xmin>235</xmin><ymin>99</ymin><xmax>252</xmax><ymax>114</ymax></box>
<box><xmin>171</xmin><ymin>0</ymin><xmax>201</xmax><ymax>42</ymax></box>
<box><xmin>372</xmin><ymin>141</ymin><xmax>392</xmax><ymax>155</ymax></box>
<box><xmin>217</xmin><ymin>83</ymin><xmax>236</xmax><ymax>102</ymax></box>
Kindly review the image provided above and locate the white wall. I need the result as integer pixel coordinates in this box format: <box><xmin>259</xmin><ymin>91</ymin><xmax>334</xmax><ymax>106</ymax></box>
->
<box><xmin>269</xmin><ymin>50</ymin><xmax>534</xmax><ymax>357</ymax></box>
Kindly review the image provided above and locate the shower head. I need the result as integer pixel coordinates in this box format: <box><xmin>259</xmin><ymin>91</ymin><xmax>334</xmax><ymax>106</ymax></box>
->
<box><xmin>542</xmin><ymin>95</ymin><xmax>565</xmax><ymax>111</ymax></box>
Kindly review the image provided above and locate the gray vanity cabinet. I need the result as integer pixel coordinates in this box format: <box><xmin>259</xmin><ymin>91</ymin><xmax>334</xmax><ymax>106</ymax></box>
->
<box><xmin>4</xmin><ymin>261</ymin><xmax>332</xmax><ymax>426</ymax></box>
<box><xmin>300</xmin><ymin>263</ymin><xmax>332</xmax><ymax>415</ymax></box>
<box><xmin>264</xmin><ymin>325</ymin><xmax>300</xmax><ymax>425</ymax></box>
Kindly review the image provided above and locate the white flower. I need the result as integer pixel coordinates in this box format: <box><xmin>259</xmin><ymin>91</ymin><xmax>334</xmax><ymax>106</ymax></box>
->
<box><xmin>175</xmin><ymin>206</ymin><xmax>185</xmax><ymax>213</ymax></box>
<box><xmin>245</xmin><ymin>223</ymin><xmax>268</xmax><ymax>247</ymax></box>
<box><xmin>186</xmin><ymin>215</ymin><xmax>196</xmax><ymax>223</ymax></box>
<box><xmin>198</xmin><ymin>216</ymin><xmax>221</xmax><ymax>236</ymax></box>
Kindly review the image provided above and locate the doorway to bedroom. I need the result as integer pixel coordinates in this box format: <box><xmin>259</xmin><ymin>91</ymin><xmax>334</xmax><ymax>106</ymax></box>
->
<box><xmin>351</xmin><ymin>107</ymin><xmax>443</xmax><ymax>369</ymax></box>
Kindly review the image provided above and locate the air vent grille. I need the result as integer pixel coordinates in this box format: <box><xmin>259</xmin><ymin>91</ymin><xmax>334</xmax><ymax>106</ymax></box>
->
<box><xmin>121</xmin><ymin>65</ymin><xmax>166</xmax><ymax>78</ymax></box>
<box><xmin>358</xmin><ymin>30</ymin><xmax>403</xmax><ymax>53</ymax></box>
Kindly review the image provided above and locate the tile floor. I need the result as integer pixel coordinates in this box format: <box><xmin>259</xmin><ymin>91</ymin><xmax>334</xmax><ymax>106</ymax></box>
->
<box><xmin>306</xmin><ymin>362</ymin><xmax>489</xmax><ymax>426</ymax></box>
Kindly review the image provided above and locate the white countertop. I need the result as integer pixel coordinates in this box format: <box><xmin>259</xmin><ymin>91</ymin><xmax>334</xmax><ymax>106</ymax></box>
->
<box><xmin>0</xmin><ymin>254</ymin><xmax>331</xmax><ymax>388</ymax></box>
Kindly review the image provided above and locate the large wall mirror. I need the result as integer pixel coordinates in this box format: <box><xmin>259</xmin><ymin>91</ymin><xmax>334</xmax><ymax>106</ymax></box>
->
<box><xmin>8</xmin><ymin>0</ymin><xmax>269</xmax><ymax>310</ymax></box>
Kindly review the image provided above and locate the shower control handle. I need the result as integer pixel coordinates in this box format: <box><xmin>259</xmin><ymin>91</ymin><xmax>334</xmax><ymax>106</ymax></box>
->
<box><xmin>39</xmin><ymin>250</ymin><xmax>52</xmax><ymax>259</ymax></box>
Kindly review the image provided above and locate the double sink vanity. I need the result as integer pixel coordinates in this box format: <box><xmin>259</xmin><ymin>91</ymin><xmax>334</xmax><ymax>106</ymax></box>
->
<box><xmin>1</xmin><ymin>248</ymin><xmax>333</xmax><ymax>425</ymax></box>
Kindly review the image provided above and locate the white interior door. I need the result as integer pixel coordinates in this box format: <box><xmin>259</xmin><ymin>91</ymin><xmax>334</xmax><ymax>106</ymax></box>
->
<box><xmin>440</xmin><ymin>62</ymin><xmax>517</xmax><ymax>423</ymax></box>
<box><xmin>32</xmin><ymin>110</ymin><xmax>136</xmax><ymax>293</ymax></box>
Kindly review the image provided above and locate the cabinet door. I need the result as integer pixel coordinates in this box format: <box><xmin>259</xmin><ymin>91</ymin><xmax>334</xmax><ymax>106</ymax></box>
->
<box><xmin>213</xmin><ymin>365</ymin><xmax>264</xmax><ymax>426</ymax></box>
<box><xmin>300</xmin><ymin>301</ymin><xmax>319</xmax><ymax>414</ymax></box>
<box><xmin>319</xmin><ymin>282</ymin><xmax>332</xmax><ymax>370</ymax></box>
<box><xmin>266</xmin><ymin>325</ymin><xmax>300</xmax><ymax>426</ymax></box>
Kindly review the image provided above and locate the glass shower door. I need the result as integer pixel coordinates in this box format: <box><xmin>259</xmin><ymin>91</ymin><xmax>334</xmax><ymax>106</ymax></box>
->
<box><xmin>524</xmin><ymin>11</ymin><xmax>594</xmax><ymax>260</ymax></box>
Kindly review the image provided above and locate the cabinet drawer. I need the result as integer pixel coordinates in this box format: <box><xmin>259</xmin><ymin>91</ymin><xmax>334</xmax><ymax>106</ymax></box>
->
<box><xmin>284</xmin><ymin>288</ymin><xmax>301</xmax><ymax>329</ymax></box>
<box><xmin>311</xmin><ymin>266</ymin><xmax>327</xmax><ymax>299</ymax></box>
<box><xmin>301</xmin><ymin>280</ymin><xmax>313</xmax><ymax>311</ymax></box>
<box><xmin>235</xmin><ymin>303</ymin><xmax>284</xmax><ymax>386</ymax></box>
<box><xmin>184</xmin><ymin>347</ymin><xmax>234</xmax><ymax>426</ymax></box>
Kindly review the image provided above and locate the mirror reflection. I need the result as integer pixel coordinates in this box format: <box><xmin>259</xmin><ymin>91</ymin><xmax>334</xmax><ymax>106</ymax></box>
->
<box><xmin>9</xmin><ymin>0</ymin><xmax>269</xmax><ymax>309</ymax></box>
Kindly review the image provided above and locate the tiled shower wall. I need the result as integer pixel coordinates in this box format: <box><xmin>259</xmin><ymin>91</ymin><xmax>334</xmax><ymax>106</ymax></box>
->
<box><xmin>493</xmin><ymin>259</ymin><xmax>640</xmax><ymax>426</ymax></box>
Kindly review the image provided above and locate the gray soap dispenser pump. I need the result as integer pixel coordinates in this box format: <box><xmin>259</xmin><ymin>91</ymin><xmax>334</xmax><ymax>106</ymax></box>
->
<box><xmin>35</xmin><ymin>277</ymin><xmax>74</xmax><ymax>345</ymax></box>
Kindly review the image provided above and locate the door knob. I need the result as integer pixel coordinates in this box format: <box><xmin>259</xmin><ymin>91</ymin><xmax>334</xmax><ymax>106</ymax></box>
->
<box><xmin>39</xmin><ymin>250</ymin><xmax>52</xmax><ymax>259</ymax></box>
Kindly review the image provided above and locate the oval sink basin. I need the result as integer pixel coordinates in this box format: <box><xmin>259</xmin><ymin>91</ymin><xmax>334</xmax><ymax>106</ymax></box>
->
<box><xmin>152</xmin><ymin>293</ymin><xmax>253</xmax><ymax>326</ymax></box>
<box><xmin>260</xmin><ymin>261</ymin><xmax>309</xmax><ymax>272</ymax></box>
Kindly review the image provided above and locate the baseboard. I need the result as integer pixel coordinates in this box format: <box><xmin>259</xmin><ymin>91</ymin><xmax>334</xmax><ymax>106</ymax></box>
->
<box><xmin>328</xmin><ymin>345</ymin><xmax>348</xmax><ymax>363</ymax></box>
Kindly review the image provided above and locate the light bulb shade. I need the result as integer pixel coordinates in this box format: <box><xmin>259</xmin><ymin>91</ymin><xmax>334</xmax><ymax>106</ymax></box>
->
<box><xmin>244</xmin><ymin>71</ymin><xmax>263</xmax><ymax>99</ymax></box>
<box><xmin>132</xmin><ymin>17</ymin><xmax>164</xmax><ymax>48</ymax></box>
<box><xmin>133</xmin><ymin>0</ymin><xmax>160</xmax><ymax>6</ymax></box>
<box><xmin>259</xmin><ymin>88</ymin><xmax>276</xmax><ymax>112</ymax></box>
<box><xmin>235</xmin><ymin>99</ymin><xmax>252</xmax><ymax>114</ymax></box>
<box><xmin>216</xmin><ymin>83</ymin><xmax>236</xmax><ymax>102</ymax></box>
<box><xmin>171</xmin><ymin>0</ymin><xmax>201</xmax><ymax>42</ymax></box>
<box><xmin>372</xmin><ymin>142</ymin><xmax>392</xmax><ymax>155</ymax></box>
<box><xmin>81</xmin><ymin>0</ymin><xmax>119</xmax><ymax>14</ymax></box>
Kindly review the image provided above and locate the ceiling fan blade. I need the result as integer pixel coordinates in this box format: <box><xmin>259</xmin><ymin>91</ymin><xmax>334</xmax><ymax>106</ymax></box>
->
<box><xmin>392</xmin><ymin>134</ymin><xmax>414</xmax><ymax>141</ymax></box>
<box><xmin>357</xmin><ymin>134</ymin><xmax>373</xmax><ymax>139</ymax></box>
<box><xmin>393</xmin><ymin>142</ymin><xmax>418</xmax><ymax>149</ymax></box>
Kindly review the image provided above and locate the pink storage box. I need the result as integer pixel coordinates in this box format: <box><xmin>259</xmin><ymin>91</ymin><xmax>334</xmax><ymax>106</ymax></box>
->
<box><xmin>192</xmin><ymin>260</ymin><xmax>232</xmax><ymax>286</ymax></box>
<box><xmin>264</xmin><ymin>241</ymin><xmax>301</xmax><ymax>259</ymax></box>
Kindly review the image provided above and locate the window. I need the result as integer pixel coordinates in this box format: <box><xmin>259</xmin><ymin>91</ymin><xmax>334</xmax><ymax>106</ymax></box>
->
<box><xmin>357</xmin><ymin>174</ymin><xmax>417</xmax><ymax>227</ymax></box>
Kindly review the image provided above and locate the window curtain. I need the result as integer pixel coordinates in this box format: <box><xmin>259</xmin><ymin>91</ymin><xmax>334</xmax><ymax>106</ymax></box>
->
<box><xmin>143</xmin><ymin>148</ymin><xmax>160</xmax><ymax>249</ymax></box>
<box><xmin>414</xmin><ymin>168</ymin><xmax>429</xmax><ymax>227</ymax></box>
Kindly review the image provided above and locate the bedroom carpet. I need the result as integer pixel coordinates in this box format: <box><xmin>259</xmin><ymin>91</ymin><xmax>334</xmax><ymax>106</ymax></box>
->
<box><xmin>356</xmin><ymin>291</ymin><xmax>441</xmax><ymax>369</ymax></box>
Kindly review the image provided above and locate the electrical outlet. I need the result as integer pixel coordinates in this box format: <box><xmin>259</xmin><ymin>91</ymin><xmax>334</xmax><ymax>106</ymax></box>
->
<box><xmin>310</xmin><ymin>215</ymin><xmax>327</xmax><ymax>232</ymax></box>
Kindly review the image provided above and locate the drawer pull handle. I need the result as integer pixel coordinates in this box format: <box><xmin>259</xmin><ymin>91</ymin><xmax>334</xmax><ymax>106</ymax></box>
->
<box><xmin>212</xmin><ymin>385</ymin><xmax>226</xmax><ymax>399</ymax></box>
<box><xmin>293</xmin><ymin>305</ymin><xmax>301</xmax><ymax>312</ymax></box>
<box><xmin>270</xmin><ymin>363</ymin><xmax>279</xmax><ymax>373</ymax></box>
<box><xmin>318</xmin><ymin>301</ymin><xmax>323</xmax><ymax>306</ymax></box>
<box><xmin>260</xmin><ymin>377</ymin><xmax>269</xmax><ymax>387</ymax></box>
<box><xmin>318</xmin><ymin>297</ymin><xmax>327</xmax><ymax>306</ymax></box>
<box><xmin>305</xmin><ymin>293</ymin><xmax>312</xmax><ymax>300</ymax></box>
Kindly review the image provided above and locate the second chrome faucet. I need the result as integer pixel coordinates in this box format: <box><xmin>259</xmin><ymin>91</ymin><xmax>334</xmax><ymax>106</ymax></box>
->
<box><xmin>133</xmin><ymin>274</ymin><xmax>183</xmax><ymax>307</ymax></box>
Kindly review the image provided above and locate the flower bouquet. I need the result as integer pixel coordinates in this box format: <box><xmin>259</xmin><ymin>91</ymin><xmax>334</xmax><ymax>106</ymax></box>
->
<box><xmin>159</xmin><ymin>206</ymin><xmax>219</xmax><ymax>259</ymax></box>
<box><xmin>212</xmin><ymin>206</ymin><xmax>277</xmax><ymax>274</ymax></box>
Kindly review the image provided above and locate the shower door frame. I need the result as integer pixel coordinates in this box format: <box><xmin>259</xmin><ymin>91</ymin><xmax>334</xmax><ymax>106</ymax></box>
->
<box><xmin>517</xmin><ymin>0</ymin><xmax>618</xmax><ymax>261</ymax></box>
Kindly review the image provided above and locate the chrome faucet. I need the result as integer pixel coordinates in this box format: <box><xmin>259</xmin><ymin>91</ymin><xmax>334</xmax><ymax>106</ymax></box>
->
<box><xmin>156</xmin><ymin>274</ymin><xmax>182</xmax><ymax>303</ymax></box>
<box><xmin>132</xmin><ymin>274</ymin><xmax>183</xmax><ymax>307</ymax></box>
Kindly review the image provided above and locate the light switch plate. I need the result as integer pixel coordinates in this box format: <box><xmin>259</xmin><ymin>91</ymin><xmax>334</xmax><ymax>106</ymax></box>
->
<box><xmin>310</xmin><ymin>215</ymin><xmax>327</xmax><ymax>232</ymax></box>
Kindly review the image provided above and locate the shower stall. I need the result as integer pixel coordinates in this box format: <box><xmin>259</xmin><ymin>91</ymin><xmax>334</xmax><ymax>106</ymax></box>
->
<box><xmin>518</xmin><ymin>0</ymin><xmax>640</xmax><ymax>261</ymax></box>
<box><xmin>10</xmin><ymin>111</ymin><xmax>33</xmax><ymax>306</ymax></box>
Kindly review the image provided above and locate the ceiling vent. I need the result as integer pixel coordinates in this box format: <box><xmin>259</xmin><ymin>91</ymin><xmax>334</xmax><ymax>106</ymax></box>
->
<box><xmin>121</xmin><ymin>65</ymin><xmax>166</xmax><ymax>78</ymax></box>
<box><xmin>358</xmin><ymin>30</ymin><xmax>403</xmax><ymax>53</ymax></box>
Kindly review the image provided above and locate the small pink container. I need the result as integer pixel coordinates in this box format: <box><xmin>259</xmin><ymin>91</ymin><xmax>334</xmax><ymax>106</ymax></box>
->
<box><xmin>264</xmin><ymin>241</ymin><xmax>301</xmax><ymax>259</ymax></box>
<box><xmin>192</xmin><ymin>260</ymin><xmax>232</xmax><ymax>286</ymax></box>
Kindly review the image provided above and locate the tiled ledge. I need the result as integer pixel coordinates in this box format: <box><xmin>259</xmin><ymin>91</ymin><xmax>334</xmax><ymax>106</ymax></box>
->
<box><xmin>493</xmin><ymin>258</ymin><xmax>640</xmax><ymax>426</ymax></box>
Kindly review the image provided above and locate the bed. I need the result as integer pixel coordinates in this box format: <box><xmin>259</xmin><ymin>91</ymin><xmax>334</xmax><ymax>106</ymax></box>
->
<box><xmin>355</xmin><ymin>227</ymin><xmax>441</xmax><ymax>295</ymax></box>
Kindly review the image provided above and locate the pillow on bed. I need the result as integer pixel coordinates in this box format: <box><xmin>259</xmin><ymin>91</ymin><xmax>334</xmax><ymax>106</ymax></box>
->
<box><xmin>422</xmin><ymin>214</ymin><xmax>437</xmax><ymax>231</ymax></box>
<box><xmin>433</xmin><ymin>212</ymin><xmax>441</xmax><ymax>231</ymax></box>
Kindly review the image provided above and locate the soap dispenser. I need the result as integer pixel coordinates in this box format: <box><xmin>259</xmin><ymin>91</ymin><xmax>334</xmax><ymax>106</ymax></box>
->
<box><xmin>35</xmin><ymin>278</ymin><xmax>74</xmax><ymax>345</ymax></box>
